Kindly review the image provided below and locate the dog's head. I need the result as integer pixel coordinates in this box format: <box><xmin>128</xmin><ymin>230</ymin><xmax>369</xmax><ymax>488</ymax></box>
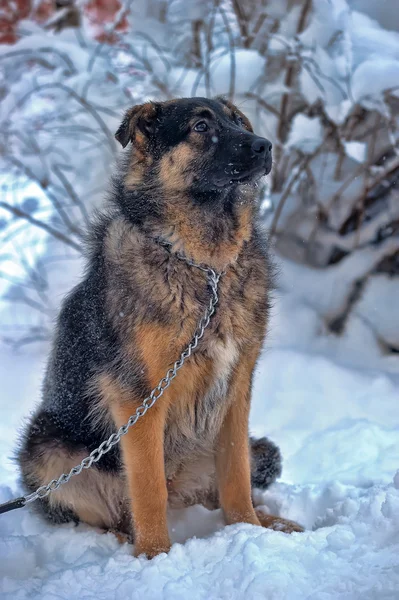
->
<box><xmin>115</xmin><ymin>97</ymin><xmax>272</xmax><ymax>194</ymax></box>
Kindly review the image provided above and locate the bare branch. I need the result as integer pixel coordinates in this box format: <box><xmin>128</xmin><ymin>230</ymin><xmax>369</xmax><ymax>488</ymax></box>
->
<box><xmin>244</xmin><ymin>92</ymin><xmax>281</xmax><ymax>118</ymax></box>
<box><xmin>231</xmin><ymin>0</ymin><xmax>250</xmax><ymax>47</ymax></box>
<box><xmin>0</xmin><ymin>48</ymin><xmax>77</xmax><ymax>74</ymax></box>
<box><xmin>218</xmin><ymin>4</ymin><xmax>236</xmax><ymax>101</ymax></box>
<box><xmin>52</xmin><ymin>164</ymin><xmax>90</xmax><ymax>226</ymax></box>
<box><xmin>270</xmin><ymin>156</ymin><xmax>311</xmax><ymax>238</ymax></box>
<box><xmin>4</xmin><ymin>83</ymin><xmax>116</xmax><ymax>152</ymax></box>
<box><xmin>274</xmin><ymin>0</ymin><xmax>312</xmax><ymax>188</ymax></box>
<box><xmin>0</xmin><ymin>202</ymin><xmax>82</xmax><ymax>253</ymax></box>
<box><xmin>6</xmin><ymin>155</ymin><xmax>83</xmax><ymax>237</ymax></box>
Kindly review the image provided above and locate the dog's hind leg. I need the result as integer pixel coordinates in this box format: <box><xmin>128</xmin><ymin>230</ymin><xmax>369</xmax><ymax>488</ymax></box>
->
<box><xmin>19</xmin><ymin>437</ymin><xmax>130</xmax><ymax>535</ymax></box>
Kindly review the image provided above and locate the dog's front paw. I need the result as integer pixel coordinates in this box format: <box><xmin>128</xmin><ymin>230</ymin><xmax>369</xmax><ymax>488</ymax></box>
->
<box><xmin>255</xmin><ymin>509</ymin><xmax>304</xmax><ymax>534</ymax></box>
<box><xmin>134</xmin><ymin>539</ymin><xmax>171</xmax><ymax>559</ymax></box>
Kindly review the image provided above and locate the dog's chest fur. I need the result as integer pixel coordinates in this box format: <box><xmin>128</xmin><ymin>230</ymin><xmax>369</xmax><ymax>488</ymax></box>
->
<box><xmin>163</xmin><ymin>334</ymin><xmax>239</xmax><ymax>472</ymax></box>
<box><xmin>104</xmin><ymin>219</ymin><xmax>268</xmax><ymax>470</ymax></box>
<box><xmin>145</xmin><ymin>259</ymin><xmax>257</xmax><ymax>472</ymax></box>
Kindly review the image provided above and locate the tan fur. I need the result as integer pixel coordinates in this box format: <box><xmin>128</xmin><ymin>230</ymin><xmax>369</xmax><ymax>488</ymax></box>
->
<box><xmin>158</xmin><ymin>144</ymin><xmax>196</xmax><ymax>192</ymax></box>
<box><xmin>31</xmin><ymin>446</ymin><xmax>128</xmax><ymax>531</ymax></box>
<box><xmin>111</xmin><ymin>400</ymin><xmax>171</xmax><ymax>558</ymax></box>
<box><xmin>167</xmin><ymin>453</ymin><xmax>217</xmax><ymax>509</ymax></box>
<box><xmin>125</xmin><ymin>160</ymin><xmax>145</xmax><ymax>188</ymax></box>
<box><xmin>255</xmin><ymin>509</ymin><xmax>304</xmax><ymax>533</ymax></box>
<box><xmin>85</xmin><ymin>374</ymin><xmax>117</xmax><ymax>435</ymax></box>
<box><xmin>216</xmin><ymin>347</ymin><xmax>261</xmax><ymax>526</ymax></box>
<box><xmin>207</xmin><ymin>336</ymin><xmax>239</xmax><ymax>381</ymax></box>
<box><xmin>122</xmin><ymin>103</ymin><xmax>157</xmax><ymax>188</ymax></box>
<box><xmin>149</xmin><ymin>200</ymin><xmax>254</xmax><ymax>272</ymax></box>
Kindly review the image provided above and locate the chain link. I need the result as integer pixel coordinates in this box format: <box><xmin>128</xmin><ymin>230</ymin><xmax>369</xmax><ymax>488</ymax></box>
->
<box><xmin>24</xmin><ymin>260</ymin><xmax>222</xmax><ymax>505</ymax></box>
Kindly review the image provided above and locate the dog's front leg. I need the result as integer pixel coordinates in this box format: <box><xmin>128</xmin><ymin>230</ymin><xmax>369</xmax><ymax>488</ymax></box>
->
<box><xmin>216</xmin><ymin>349</ymin><xmax>261</xmax><ymax>527</ymax></box>
<box><xmin>112</xmin><ymin>401</ymin><xmax>170</xmax><ymax>558</ymax></box>
<box><xmin>216</xmin><ymin>349</ymin><xmax>303</xmax><ymax>534</ymax></box>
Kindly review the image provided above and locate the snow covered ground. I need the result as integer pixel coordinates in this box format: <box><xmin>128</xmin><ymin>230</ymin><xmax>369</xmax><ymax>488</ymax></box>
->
<box><xmin>1</xmin><ymin>284</ymin><xmax>398</xmax><ymax>600</ymax></box>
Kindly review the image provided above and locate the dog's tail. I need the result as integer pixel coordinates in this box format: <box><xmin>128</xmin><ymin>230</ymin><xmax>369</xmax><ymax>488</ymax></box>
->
<box><xmin>250</xmin><ymin>436</ymin><xmax>282</xmax><ymax>489</ymax></box>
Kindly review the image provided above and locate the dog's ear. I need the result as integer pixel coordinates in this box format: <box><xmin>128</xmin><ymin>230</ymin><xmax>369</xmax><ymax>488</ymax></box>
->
<box><xmin>115</xmin><ymin>102</ymin><xmax>160</xmax><ymax>148</ymax></box>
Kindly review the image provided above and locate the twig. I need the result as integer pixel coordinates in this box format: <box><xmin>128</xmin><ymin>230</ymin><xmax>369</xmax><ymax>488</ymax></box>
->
<box><xmin>0</xmin><ymin>48</ymin><xmax>77</xmax><ymax>74</ymax></box>
<box><xmin>0</xmin><ymin>202</ymin><xmax>82</xmax><ymax>252</ymax></box>
<box><xmin>354</xmin><ymin>113</ymin><xmax>381</xmax><ymax>248</ymax></box>
<box><xmin>218</xmin><ymin>4</ymin><xmax>236</xmax><ymax>100</ymax></box>
<box><xmin>192</xmin><ymin>20</ymin><xmax>203</xmax><ymax>67</ymax></box>
<box><xmin>124</xmin><ymin>43</ymin><xmax>173</xmax><ymax>99</ymax></box>
<box><xmin>270</xmin><ymin>155</ymin><xmax>311</xmax><ymax>238</ymax></box>
<box><xmin>275</xmin><ymin>0</ymin><xmax>312</xmax><ymax>182</ymax></box>
<box><xmin>2</xmin><ymin>331</ymin><xmax>51</xmax><ymax>350</ymax></box>
<box><xmin>329</xmin><ymin>155</ymin><xmax>399</xmax><ymax>213</ymax></box>
<box><xmin>4</xmin><ymin>291</ymin><xmax>52</xmax><ymax>316</ymax></box>
<box><xmin>4</xmin><ymin>83</ymin><xmax>116</xmax><ymax>152</ymax></box>
<box><xmin>191</xmin><ymin>1</ymin><xmax>218</xmax><ymax>97</ymax></box>
<box><xmin>231</xmin><ymin>0</ymin><xmax>250</xmax><ymax>47</ymax></box>
<box><xmin>244</xmin><ymin>92</ymin><xmax>280</xmax><ymax>118</ymax></box>
<box><xmin>247</xmin><ymin>12</ymin><xmax>267</xmax><ymax>48</ymax></box>
<box><xmin>6</xmin><ymin>156</ymin><xmax>82</xmax><ymax>237</ymax></box>
<box><xmin>52</xmin><ymin>164</ymin><xmax>90</xmax><ymax>226</ymax></box>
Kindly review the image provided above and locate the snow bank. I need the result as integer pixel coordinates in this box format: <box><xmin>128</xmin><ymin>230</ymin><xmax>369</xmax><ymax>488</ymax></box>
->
<box><xmin>299</xmin><ymin>2</ymin><xmax>399</xmax><ymax>123</ymax></box>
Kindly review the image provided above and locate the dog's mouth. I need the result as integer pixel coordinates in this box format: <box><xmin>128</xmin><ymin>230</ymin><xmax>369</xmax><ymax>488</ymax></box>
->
<box><xmin>213</xmin><ymin>159</ymin><xmax>272</xmax><ymax>189</ymax></box>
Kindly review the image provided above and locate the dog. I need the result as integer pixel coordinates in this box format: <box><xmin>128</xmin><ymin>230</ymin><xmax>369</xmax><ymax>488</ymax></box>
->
<box><xmin>18</xmin><ymin>96</ymin><xmax>302</xmax><ymax>558</ymax></box>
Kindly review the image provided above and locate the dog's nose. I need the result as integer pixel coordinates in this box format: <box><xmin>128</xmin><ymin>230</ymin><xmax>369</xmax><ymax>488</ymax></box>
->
<box><xmin>251</xmin><ymin>137</ymin><xmax>272</xmax><ymax>156</ymax></box>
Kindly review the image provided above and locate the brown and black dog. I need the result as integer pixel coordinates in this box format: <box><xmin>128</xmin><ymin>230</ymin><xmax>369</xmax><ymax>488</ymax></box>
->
<box><xmin>18</xmin><ymin>97</ymin><xmax>302</xmax><ymax>558</ymax></box>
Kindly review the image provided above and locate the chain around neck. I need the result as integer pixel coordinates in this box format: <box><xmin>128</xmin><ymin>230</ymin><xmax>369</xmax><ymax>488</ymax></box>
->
<box><xmin>151</xmin><ymin>235</ymin><xmax>229</xmax><ymax>278</ymax></box>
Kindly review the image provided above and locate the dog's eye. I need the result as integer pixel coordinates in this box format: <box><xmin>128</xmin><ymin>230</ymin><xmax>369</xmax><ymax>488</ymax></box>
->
<box><xmin>235</xmin><ymin>115</ymin><xmax>245</xmax><ymax>127</ymax></box>
<box><xmin>194</xmin><ymin>121</ymin><xmax>209</xmax><ymax>132</ymax></box>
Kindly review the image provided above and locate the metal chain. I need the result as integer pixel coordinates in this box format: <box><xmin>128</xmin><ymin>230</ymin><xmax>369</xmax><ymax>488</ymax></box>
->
<box><xmin>24</xmin><ymin>260</ymin><xmax>222</xmax><ymax>505</ymax></box>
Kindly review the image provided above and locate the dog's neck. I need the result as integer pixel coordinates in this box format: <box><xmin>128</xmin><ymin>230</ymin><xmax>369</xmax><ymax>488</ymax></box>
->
<box><xmin>142</xmin><ymin>186</ymin><xmax>257</xmax><ymax>273</ymax></box>
<box><xmin>116</xmin><ymin>147</ymin><xmax>260</xmax><ymax>272</ymax></box>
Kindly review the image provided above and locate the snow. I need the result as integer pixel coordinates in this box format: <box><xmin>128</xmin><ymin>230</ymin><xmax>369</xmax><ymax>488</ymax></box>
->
<box><xmin>286</xmin><ymin>114</ymin><xmax>323</xmax><ymax>154</ymax></box>
<box><xmin>1</xmin><ymin>489</ymin><xmax>399</xmax><ymax>599</ymax></box>
<box><xmin>343</xmin><ymin>140</ymin><xmax>367</xmax><ymax>163</ymax></box>
<box><xmin>352</xmin><ymin>59</ymin><xmax>399</xmax><ymax>106</ymax></box>
<box><xmin>1</xmin><ymin>286</ymin><xmax>399</xmax><ymax>599</ymax></box>
<box><xmin>298</xmin><ymin>3</ymin><xmax>399</xmax><ymax>124</ymax></box>
<box><xmin>166</xmin><ymin>49</ymin><xmax>267</xmax><ymax>99</ymax></box>
<box><xmin>356</xmin><ymin>276</ymin><xmax>399</xmax><ymax>350</ymax></box>
<box><xmin>210</xmin><ymin>50</ymin><xmax>266</xmax><ymax>96</ymax></box>
<box><xmin>273</xmin><ymin>249</ymin><xmax>399</xmax><ymax>369</ymax></box>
